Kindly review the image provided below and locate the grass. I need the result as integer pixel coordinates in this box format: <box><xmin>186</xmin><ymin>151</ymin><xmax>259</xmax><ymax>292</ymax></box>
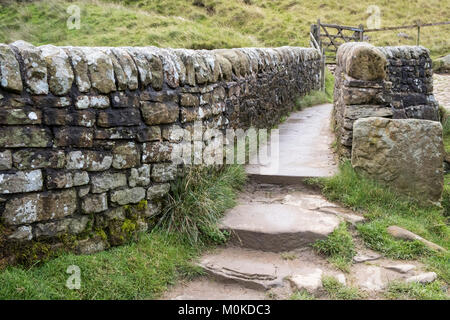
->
<box><xmin>156</xmin><ymin>165</ymin><xmax>247</xmax><ymax>245</ymax></box>
<box><xmin>322</xmin><ymin>276</ymin><xmax>365</xmax><ymax>300</ymax></box>
<box><xmin>385</xmin><ymin>280</ymin><xmax>449</xmax><ymax>300</ymax></box>
<box><xmin>0</xmin><ymin>164</ymin><xmax>246</xmax><ymax>299</ymax></box>
<box><xmin>0</xmin><ymin>0</ymin><xmax>449</xmax><ymax>57</ymax></box>
<box><xmin>308</xmin><ymin>161</ymin><xmax>450</xmax><ymax>285</ymax></box>
<box><xmin>0</xmin><ymin>231</ymin><xmax>202</xmax><ymax>299</ymax></box>
<box><xmin>289</xmin><ymin>290</ymin><xmax>316</xmax><ymax>300</ymax></box>
<box><xmin>313</xmin><ymin>222</ymin><xmax>356</xmax><ymax>272</ymax></box>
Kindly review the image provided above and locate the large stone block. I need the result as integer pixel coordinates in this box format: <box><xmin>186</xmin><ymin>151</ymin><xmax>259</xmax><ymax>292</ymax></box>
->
<box><xmin>90</xmin><ymin>172</ymin><xmax>127</xmax><ymax>193</ymax></box>
<box><xmin>82</xmin><ymin>48</ymin><xmax>116</xmax><ymax>93</ymax></box>
<box><xmin>97</xmin><ymin>108</ymin><xmax>141</xmax><ymax>127</ymax></box>
<box><xmin>66</xmin><ymin>151</ymin><xmax>112</xmax><ymax>171</ymax></box>
<box><xmin>81</xmin><ymin>193</ymin><xmax>108</xmax><ymax>213</ymax></box>
<box><xmin>0</xmin><ymin>108</ymin><xmax>42</xmax><ymax>125</ymax></box>
<box><xmin>140</xmin><ymin>101</ymin><xmax>179</xmax><ymax>125</ymax></box>
<box><xmin>0</xmin><ymin>126</ymin><xmax>52</xmax><ymax>148</ymax></box>
<box><xmin>0</xmin><ymin>44</ymin><xmax>23</xmax><ymax>92</ymax></box>
<box><xmin>112</xmin><ymin>142</ymin><xmax>140</xmax><ymax>169</ymax></box>
<box><xmin>39</xmin><ymin>45</ymin><xmax>74</xmax><ymax>96</ymax></box>
<box><xmin>10</xmin><ymin>41</ymin><xmax>48</xmax><ymax>94</ymax></box>
<box><xmin>12</xmin><ymin>150</ymin><xmax>65</xmax><ymax>170</ymax></box>
<box><xmin>0</xmin><ymin>150</ymin><xmax>12</xmax><ymax>170</ymax></box>
<box><xmin>351</xmin><ymin>117</ymin><xmax>444</xmax><ymax>203</ymax></box>
<box><xmin>54</xmin><ymin>127</ymin><xmax>94</xmax><ymax>147</ymax></box>
<box><xmin>337</xmin><ymin>42</ymin><xmax>387</xmax><ymax>81</ymax></box>
<box><xmin>0</xmin><ymin>170</ymin><xmax>43</xmax><ymax>194</ymax></box>
<box><xmin>3</xmin><ymin>189</ymin><xmax>77</xmax><ymax>225</ymax></box>
<box><xmin>110</xmin><ymin>187</ymin><xmax>146</xmax><ymax>205</ymax></box>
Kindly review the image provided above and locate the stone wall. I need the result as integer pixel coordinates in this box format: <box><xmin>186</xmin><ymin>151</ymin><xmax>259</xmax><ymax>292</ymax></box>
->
<box><xmin>0</xmin><ymin>41</ymin><xmax>321</xmax><ymax>264</ymax></box>
<box><xmin>333</xmin><ymin>42</ymin><xmax>439</xmax><ymax>157</ymax></box>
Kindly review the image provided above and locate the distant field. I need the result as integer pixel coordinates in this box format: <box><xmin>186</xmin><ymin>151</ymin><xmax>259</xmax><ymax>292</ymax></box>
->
<box><xmin>0</xmin><ymin>0</ymin><xmax>449</xmax><ymax>57</ymax></box>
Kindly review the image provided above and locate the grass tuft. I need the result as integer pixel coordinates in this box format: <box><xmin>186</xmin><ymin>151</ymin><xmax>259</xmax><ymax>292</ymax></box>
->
<box><xmin>385</xmin><ymin>280</ymin><xmax>449</xmax><ymax>300</ymax></box>
<box><xmin>313</xmin><ymin>222</ymin><xmax>356</xmax><ymax>272</ymax></box>
<box><xmin>289</xmin><ymin>290</ymin><xmax>316</xmax><ymax>300</ymax></box>
<box><xmin>322</xmin><ymin>276</ymin><xmax>365</xmax><ymax>300</ymax></box>
<box><xmin>156</xmin><ymin>165</ymin><xmax>247</xmax><ymax>245</ymax></box>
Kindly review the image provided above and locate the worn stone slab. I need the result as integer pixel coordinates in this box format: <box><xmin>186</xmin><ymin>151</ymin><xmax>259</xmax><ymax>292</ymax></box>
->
<box><xmin>220</xmin><ymin>203</ymin><xmax>340</xmax><ymax>252</ymax></box>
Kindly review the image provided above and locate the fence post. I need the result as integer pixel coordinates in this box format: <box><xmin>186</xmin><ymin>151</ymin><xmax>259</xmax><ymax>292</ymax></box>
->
<box><xmin>417</xmin><ymin>24</ymin><xmax>421</xmax><ymax>45</ymax></box>
<box><xmin>359</xmin><ymin>24</ymin><xmax>364</xmax><ymax>41</ymax></box>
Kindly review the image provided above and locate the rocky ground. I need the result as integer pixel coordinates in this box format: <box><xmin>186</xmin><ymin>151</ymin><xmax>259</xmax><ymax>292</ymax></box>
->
<box><xmin>164</xmin><ymin>182</ymin><xmax>434</xmax><ymax>300</ymax></box>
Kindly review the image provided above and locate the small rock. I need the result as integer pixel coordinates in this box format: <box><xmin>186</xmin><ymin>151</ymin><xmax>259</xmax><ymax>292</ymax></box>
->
<box><xmin>288</xmin><ymin>268</ymin><xmax>323</xmax><ymax>294</ymax></box>
<box><xmin>359</xmin><ymin>266</ymin><xmax>385</xmax><ymax>291</ymax></box>
<box><xmin>387</xmin><ymin>226</ymin><xmax>447</xmax><ymax>253</ymax></box>
<box><xmin>384</xmin><ymin>264</ymin><xmax>416</xmax><ymax>274</ymax></box>
<box><xmin>406</xmin><ymin>272</ymin><xmax>437</xmax><ymax>284</ymax></box>
<box><xmin>353</xmin><ymin>252</ymin><xmax>381</xmax><ymax>263</ymax></box>
<box><xmin>8</xmin><ymin>225</ymin><xmax>33</xmax><ymax>241</ymax></box>
<box><xmin>336</xmin><ymin>273</ymin><xmax>347</xmax><ymax>285</ymax></box>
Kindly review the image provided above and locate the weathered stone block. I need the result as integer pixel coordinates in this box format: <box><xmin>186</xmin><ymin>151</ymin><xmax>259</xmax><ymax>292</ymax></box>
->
<box><xmin>95</xmin><ymin>127</ymin><xmax>136</xmax><ymax>140</ymax></box>
<box><xmin>136</xmin><ymin>126</ymin><xmax>161</xmax><ymax>142</ymax></box>
<box><xmin>64</xmin><ymin>47</ymin><xmax>91</xmax><ymax>92</ymax></box>
<box><xmin>66</xmin><ymin>151</ymin><xmax>112</xmax><ymax>171</ymax></box>
<box><xmin>54</xmin><ymin>127</ymin><xmax>94</xmax><ymax>147</ymax></box>
<box><xmin>90</xmin><ymin>95</ymin><xmax>111</xmax><ymax>109</ymax></box>
<box><xmin>73</xmin><ymin>171</ymin><xmax>89</xmax><ymax>186</ymax></box>
<box><xmin>337</xmin><ymin>42</ymin><xmax>386</xmax><ymax>81</ymax></box>
<box><xmin>0</xmin><ymin>44</ymin><xmax>23</xmax><ymax>92</ymax></box>
<box><xmin>0</xmin><ymin>108</ymin><xmax>41</xmax><ymax>125</ymax></box>
<box><xmin>8</xmin><ymin>225</ymin><xmax>33</xmax><ymax>241</ymax></box>
<box><xmin>352</xmin><ymin>117</ymin><xmax>444</xmax><ymax>203</ymax></box>
<box><xmin>0</xmin><ymin>170</ymin><xmax>43</xmax><ymax>194</ymax></box>
<box><xmin>146</xmin><ymin>183</ymin><xmax>170</xmax><ymax>200</ymax></box>
<box><xmin>111</xmin><ymin>91</ymin><xmax>139</xmax><ymax>108</ymax></box>
<box><xmin>12</xmin><ymin>150</ymin><xmax>65</xmax><ymax>170</ymax></box>
<box><xmin>152</xmin><ymin>163</ymin><xmax>177</xmax><ymax>182</ymax></box>
<box><xmin>110</xmin><ymin>187</ymin><xmax>146</xmax><ymax>205</ymax></box>
<box><xmin>90</xmin><ymin>172</ymin><xmax>127</xmax><ymax>193</ymax></box>
<box><xmin>0</xmin><ymin>150</ymin><xmax>12</xmax><ymax>170</ymax></box>
<box><xmin>82</xmin><ymin>193</ymin><xmax>108</xmax><ymax>213</ymax></box>
<box><xmin>112</xmin><ymin>142</ymin><xmax>140</xmax><ymax>169</ymax></box>
<box><xmin>129</xmin><ymin>164</ymin><xmax>151</xmax><ymax>187</ymax></box>
<box><xmin>142</xmin><ymin>142</ymin><xmax>174</xmax><ymax>163</ymax></box>
<box><xmin>140</xmin><ymin>101</ymin><xmax>179</xmax><ymax>125</ymax></box>
<box><xmin>11</xmin><ymin>41</ymin><xmax>48</xmax><ymax>94</ymax></box>
<box><xmin>40</xmin><ymin>45</ymin><xmax>74</xmax><ymax>96</ymax></box>
<box><xmin>44</xmin><ymin>108</ymin><xmax>95</xmax><ymax>127</ymax></box>
<box><xmin>97</xmin><ymin>108</ymin><xmax>141</xmax><ymax>127</ymax></box>
<box><xmin>0</xmin><ymin>126</ymin><xmax>52</xmax><ymax>148</ymax></box>
<box><xmin>46</xmin><ymin>170</ymin><xmax>73</xmax><ymax>189</ymax></box>
<box><xmin>3</xmin><ymin>189</ymin><xmax>77</xmax><ymax>225</ymax></box>
<box><xmin>180</xmin><ymin>93</ymin><xmax>199</xmax><ymax>107</ymax></box>
<box><xmin>83</xmin><ymin>48</ymin><xmax>116</xmax><ymax>93</ymax></box>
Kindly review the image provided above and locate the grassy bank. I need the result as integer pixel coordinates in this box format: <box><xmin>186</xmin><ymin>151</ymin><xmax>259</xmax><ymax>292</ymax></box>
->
<box><xmin>0</xmin><ymin>165</ymin><xmax>246</xmax><ymax>300</ymax></box>
<box><xmin>310</xmin><ymin>161</ymin><xmax>449</xmax><ymax>283</ymax></box>
<box><xmin>0</xmin><ymin>0</ymin><xmax>449</xmax><ymax>57</ymax></box>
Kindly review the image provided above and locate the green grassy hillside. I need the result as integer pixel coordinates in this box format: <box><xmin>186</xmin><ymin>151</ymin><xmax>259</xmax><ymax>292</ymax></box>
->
<box><xmin>0</xmin><ymin>0</ymin><xmax>449</xmax><ymax>57</ymax></box>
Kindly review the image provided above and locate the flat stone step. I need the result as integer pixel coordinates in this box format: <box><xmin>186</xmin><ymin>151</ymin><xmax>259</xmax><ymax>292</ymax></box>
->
<box><xmin>219</xmin><ymin>203</ymin><xmax>340</xmax><ymax>252</ymax></box>
<box><xmin>198</xmin><ymin>247</ymin><xmax>332</xmax><ymax>291</ymax></box>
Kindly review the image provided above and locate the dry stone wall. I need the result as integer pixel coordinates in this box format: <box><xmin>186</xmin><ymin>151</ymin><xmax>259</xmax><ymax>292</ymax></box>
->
<box><xmin>0</xmin><ymin>40</ymin><xmax>321</xmax><ymax>263</ymax></box>
<box><xmin>333</xmin><ymin>42</ymin><xmax>439</xmax><ymax>157</ymax></box>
